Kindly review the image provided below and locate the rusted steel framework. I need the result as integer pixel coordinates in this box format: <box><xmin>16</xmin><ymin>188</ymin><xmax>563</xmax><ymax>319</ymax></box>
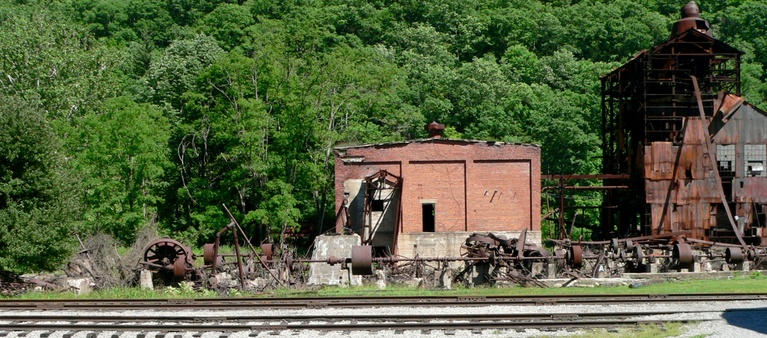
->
<box><xmin>361</xmin><ymin>170</ymin><xmax>402</xmax><ymax>254</ymax></box>
<box><xmin>598</xmin><ymin>2</ymin><xmax>767</xmax><ymax>247</ymax></box>
<box><xmin>542</xmin><ymin>174</ymin><xmax>630</xmax><ymax>240</ymax></box>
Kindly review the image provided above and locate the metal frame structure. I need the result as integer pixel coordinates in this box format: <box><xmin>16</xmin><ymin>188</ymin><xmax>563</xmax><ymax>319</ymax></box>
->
<box><xmin>600</xmin><ymin>26</ymin><xmax>744</xmax><ymax>241</ymax></box>
<box><xmin>361</xmin><ymin>170</ymin><xmax>403</xmax><ymax>254</ymax></box>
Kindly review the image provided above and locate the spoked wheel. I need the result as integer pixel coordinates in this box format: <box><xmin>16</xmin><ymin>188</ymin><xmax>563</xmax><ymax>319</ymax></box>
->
<box><xmin>143</xmin><ymin>239</ymin><xmax>190</xmax><ymax>266</ymax></box>
<box><xmin>143</xmin><ymin>238</ymin><xmax>195</xmax><ymax>280</ymax></box>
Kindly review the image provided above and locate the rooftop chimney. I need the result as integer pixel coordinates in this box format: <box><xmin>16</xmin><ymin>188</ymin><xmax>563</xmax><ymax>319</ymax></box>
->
<box><xmin>426</xmin><ymin>121</ymin><xmax>446</xmax><ymax>139</ymax></box>
<box><xmin>671</xmin><ymin>1</ymin><xmax>712</xmax><ymax>38</ymax></box>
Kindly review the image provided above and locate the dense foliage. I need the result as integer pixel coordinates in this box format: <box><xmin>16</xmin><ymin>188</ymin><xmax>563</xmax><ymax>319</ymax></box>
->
<box><xmin>1</xmin><ymin>0</ymin><xmax>766</xmax><ymax>273</ymax></box>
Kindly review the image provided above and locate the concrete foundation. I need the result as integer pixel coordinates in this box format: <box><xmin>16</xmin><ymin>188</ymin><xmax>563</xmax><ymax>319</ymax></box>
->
<box><xmin>308</xmin><ymin>234</ymin><xmax>362</xmax><ymax>286</ymax></box>
<box><xmin>397</xmin><ymin>231</ymin><xmax>542</xmax><ymax>260</ymax></box>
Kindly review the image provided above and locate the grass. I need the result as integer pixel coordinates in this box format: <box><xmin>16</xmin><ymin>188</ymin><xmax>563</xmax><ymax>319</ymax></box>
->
<box><xmin>8</xmin><ymin>272</ymin><xmax>767</xmax><ymax>299</ymax></box>
<box><xmin>270</xmin><ymin>272</ymin><xmax>767</xmax><ymax>298</ymax></box>
<box><xmin>10</xmin><ymin>284</ymin><xmax>219</xmax><ymax>300</ymax></box>
<box><xmin>548</xmin><ymin>322</ymin><xmax>686</xmax><ymax>338</ymax></box>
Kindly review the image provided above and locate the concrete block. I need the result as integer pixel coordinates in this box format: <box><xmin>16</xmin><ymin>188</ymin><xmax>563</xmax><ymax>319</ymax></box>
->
<box><xmin>404</xmin><ymin>278</ymin><xmax>423</xmax><ymax>288</ymax></box>
<box><xmin>468</xmin><ymin>263</ymin><xmax>490</xmax><ymax>286</ymax></box>
<box><xmin>645</xmin><ymin>263</ymin><xmax>659</xmax><ymax>273</ymax></box>
<box><xmin>547</xmin><ymin>261</ymin><xmax>557</xmax><ymax>279</ymax></box>
<box><xmin>139</xmin><ymin>270</ymin><xmax>153</xmax><ymax>289</ymax></box>
<box><xmin>308</xmin><ymin>234</ymin><xmax>362</xmax><ymax>286</ymax></box>
<box><xmin>374</xmin><ymin>270</ymin><xmax>386</xmax><ymax>289</ymax></box>
<box><xmin>397</xmin><ymin>231</ymin><xmax>542</xmax><ymax>270</ymax></box>
<box><xmin>66</xmin><ymin>277</ymin><xmax>93</xmax><ymax>295</ymax></box>
<box><xmin>215</xmin><ymin>272</ymin><xmax>239</xmax><ymax>288</ymax></box>
<box><xmin>738</xmin><ymin>261</ymin><xmax>750</xmax><ymax>271</ymax></box>
<box><xmin>440</xmin><ymin>268</ymin><xmax>453</xmax><ymax>289</ymax></box>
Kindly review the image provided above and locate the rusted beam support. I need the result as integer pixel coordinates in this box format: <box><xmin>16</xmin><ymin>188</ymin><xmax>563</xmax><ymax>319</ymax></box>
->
<box><xmin>559</xmin><ymin>178</ymin><xmax>566</xmax><ymax>240</ymax></box>
<box><xmin>691</xmin><ymin>75</ymin><xmax>747</xmax><ymax>249</ymax></box>
<box><xmin>543</xmin><ymin>185</ymin><xmax>629</xmax><ymax>190</ymax></box>
<box><xmin>222</xmin><ymin>204</ymin><xmax>286</xmax><ymax>288</ymax></box>
<box><xmin>542</xmin><ymin>174</ymin><xmax>630</xmax><ymax>180</ymax></box>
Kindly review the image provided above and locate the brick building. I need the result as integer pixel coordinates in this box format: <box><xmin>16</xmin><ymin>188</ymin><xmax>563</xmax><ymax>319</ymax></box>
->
<box><xmin>334</xmin><ymin>128</ymin><xmax>541</xmax><ymax>258</ymax></box>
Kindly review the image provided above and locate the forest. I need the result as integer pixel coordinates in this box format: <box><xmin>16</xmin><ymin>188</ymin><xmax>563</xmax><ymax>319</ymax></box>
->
<box><xmin>2</xmin><ymin>0</ymin><xmax>767</xmax><ymax>274</ymax></box>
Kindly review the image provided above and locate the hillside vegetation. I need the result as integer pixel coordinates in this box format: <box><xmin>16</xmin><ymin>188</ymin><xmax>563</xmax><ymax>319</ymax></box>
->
<box><xmin>2</xmin><ymin>0</ymin><xmax>767</xmax><ymax>273</ymax></box>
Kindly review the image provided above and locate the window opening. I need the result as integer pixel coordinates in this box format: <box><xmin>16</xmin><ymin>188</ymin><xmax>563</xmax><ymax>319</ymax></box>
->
<box><xmin>371</xmin><ymin>200</ymin><xmax>385</xmax><ymax>212</ymax></box>
<box><xmin>717</xmin><ymin>144</ymin><xmax>735</xmax><ymax>179</ymax></box>
<box><xmin>745</xmin><ymin>144</ymin><xmax>766</xmax><ymax>177</ymax></box>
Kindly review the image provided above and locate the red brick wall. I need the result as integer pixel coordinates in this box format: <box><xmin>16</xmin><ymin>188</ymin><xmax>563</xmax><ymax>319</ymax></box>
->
<box><xmin>334</xmin><ymin>139</ymin><xmax>541</xmax><ymax>236</ymax></box>
<box><xmin>468</xmin><ymin>161</ymin><xmax>532</xmax><ymax>232</ymax></box>
<box><xmin>405</xmin><ymin>161</ymin><xmax>466</xmax><ymax>232</ymax></box>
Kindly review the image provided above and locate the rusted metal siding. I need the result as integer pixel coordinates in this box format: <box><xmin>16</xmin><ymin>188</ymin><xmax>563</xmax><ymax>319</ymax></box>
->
<box><xmin>644</xmin><ymin>119</ymin><xmax>721</xmax><ymax>204</ymax></box>
<box><xmin>649</xmin><ymin>202</ymin><xmax>714</xmax><ymax>240</ymax></box>
<box><xmin>733</xmin><ymin>177</ymin><xmax>767</xmax><ymax>203</ymax></box>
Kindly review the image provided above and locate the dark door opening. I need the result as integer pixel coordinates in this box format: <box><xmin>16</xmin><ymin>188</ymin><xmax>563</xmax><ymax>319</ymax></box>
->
<box><xmin>422</xmin><ymin>203</ymin><xmax>435</xmax><ymax>232</ymax></box>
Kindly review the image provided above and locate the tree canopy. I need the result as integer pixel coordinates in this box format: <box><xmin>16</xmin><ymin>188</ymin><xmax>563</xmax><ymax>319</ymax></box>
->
<box><xmin>1</xmin><ymin>0</ymin><xmax>767</xmax><ymax>273</ymax></box>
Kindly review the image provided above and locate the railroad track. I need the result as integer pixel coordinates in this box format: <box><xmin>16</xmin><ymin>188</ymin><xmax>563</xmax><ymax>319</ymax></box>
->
<box><xmin>0</xmin><ymin>311</ymin><xmax>718</xmax><ymax>333</ymax></box>
<box><xmin>2</xmin><ymin>292</ymin><xmax>766</xmax><ymax>310</ymax></box>
<box><xmin>2</xmin><ymin>293</ymin><xmax>763</xmax><ymax>335</ymax></box>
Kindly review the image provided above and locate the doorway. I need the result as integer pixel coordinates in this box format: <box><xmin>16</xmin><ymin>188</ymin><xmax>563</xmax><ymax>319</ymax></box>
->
<box><xmin>422</xmin><ymin>203</ymin><xmax>435</xmax><ymax>232</ymax></box>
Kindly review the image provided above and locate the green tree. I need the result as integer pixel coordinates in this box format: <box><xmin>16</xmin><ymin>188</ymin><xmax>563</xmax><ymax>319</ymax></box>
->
<box><xmin>165</xmin><ymin>52</ymin><xmax>272</xmax><ymax>244</ymax></box>
<box><xmin>556</xmin><ymin>0</ymin><xmax>670</xmax><ymax>62</ymax></box>
<box><xmin>0</xmin><ymin>94</ymin><xmax>79</xmax><ymax>273</ymax></box>
<box><xmin>199</xmin><ymin>3</ymin><xmax>254</xmax><ymax>50</ymax></box>
<box><xmin>0</xmin><ymin>4</ymin><xmax>123</xmax><ymax>120</ymax></box>
<box><xmin>72</xmin><ymin>97</ymin><xmax>172</xmax><ymax>244</ymax></box>
<box><xmin>143</xmin><ymin>34</ymin><xmax>225</xmax><ymax>110</ymax></box>
<box><xmin>245</xmin><ymin>179</ymin><xmax>301</xmax><ymax>240</ymax></box>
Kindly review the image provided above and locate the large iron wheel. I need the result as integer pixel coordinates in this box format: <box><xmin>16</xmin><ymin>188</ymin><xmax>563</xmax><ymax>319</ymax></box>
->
<box><xmin>143</xmin><ymin>239</ymin><xmax>190</xmax><ymax>266</ymax></box>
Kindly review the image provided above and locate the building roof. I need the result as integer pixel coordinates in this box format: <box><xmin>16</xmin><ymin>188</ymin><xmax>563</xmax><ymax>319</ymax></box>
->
<box><xmin>334</xmin><ymin>137</ymin><xmax>541</xmax><ymax>152</ymax></box>
<box><xmin>601</xmin><ymin>28</ymin><xmax>743</xmax><ymax>81</ymax></box>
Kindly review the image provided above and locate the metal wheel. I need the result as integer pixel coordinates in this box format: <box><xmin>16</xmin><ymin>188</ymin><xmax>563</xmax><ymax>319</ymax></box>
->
<box><xmin>143</xmin><ymin>239</ymin><xmax>190</xmax><ymax>266</ymax></box>
<box><xmin>174</xmin><ymin>256</ymin><xmax>188</xmax><ymax>278</ymax></box>
<box><xmin>351</xmin><ymin>245</ymin><xmax>374</xmax><ymax>275</ymax></box>
<box><xmin>725</xmin><ymin>247</ymin><xmax>744</xmax><ymax>264</ymax></box>
<box><xmin>261</xmin><ymin>243</ymin><xmax>274</xmax><ymax>260</ymax></box>
<box><xmin>567</xmin><ymin>245</ymin><xmax>583</xmax><ymax>269</ymax></box>
<box><xmin>633</xmin><ymin>245</ymin><xmax>645</xmax><ymax>265</ymax></box>
<box><xmin>672</xmin><ymin>242</ymin><xmax>693</xmax><ymax>267</ymax></box>
<box><xmin>203</xmin><ymin>243</ymin><xmax>215</xmax><ymax>265</ymax></box>
<box><xmin>610</xmin><ymin>238</ymin><xmax>619</xmax><ymax>253</ymax></box>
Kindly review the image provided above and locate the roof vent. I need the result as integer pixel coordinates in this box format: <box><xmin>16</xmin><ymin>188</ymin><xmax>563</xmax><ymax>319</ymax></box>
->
<box><xmin>671</xmin><ymin>1</ymin><xmax>712</xmax><ymax>38</ymax></box>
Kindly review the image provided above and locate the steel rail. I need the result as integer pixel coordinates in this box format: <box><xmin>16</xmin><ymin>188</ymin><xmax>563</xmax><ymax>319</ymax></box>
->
<box><xmin>0</xmin><ymin>309</ymin><xmax>725</xmax><ymax>323</ymax></box>
<box><xmin>0</xmin><ymin>318</ymin><xmax>712</xmax><ymax>332</ymax></box>
<box><xmin>2</xmin><ymin>293</ymin><xmax>767</xmax><ymax>310</ymax></box>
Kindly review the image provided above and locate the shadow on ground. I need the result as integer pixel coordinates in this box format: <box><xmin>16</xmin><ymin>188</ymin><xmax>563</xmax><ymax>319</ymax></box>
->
<box><xmin>722</xmin><ymin>307</ymin><xmax>767</xmax><ymax>335</ymax></box>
